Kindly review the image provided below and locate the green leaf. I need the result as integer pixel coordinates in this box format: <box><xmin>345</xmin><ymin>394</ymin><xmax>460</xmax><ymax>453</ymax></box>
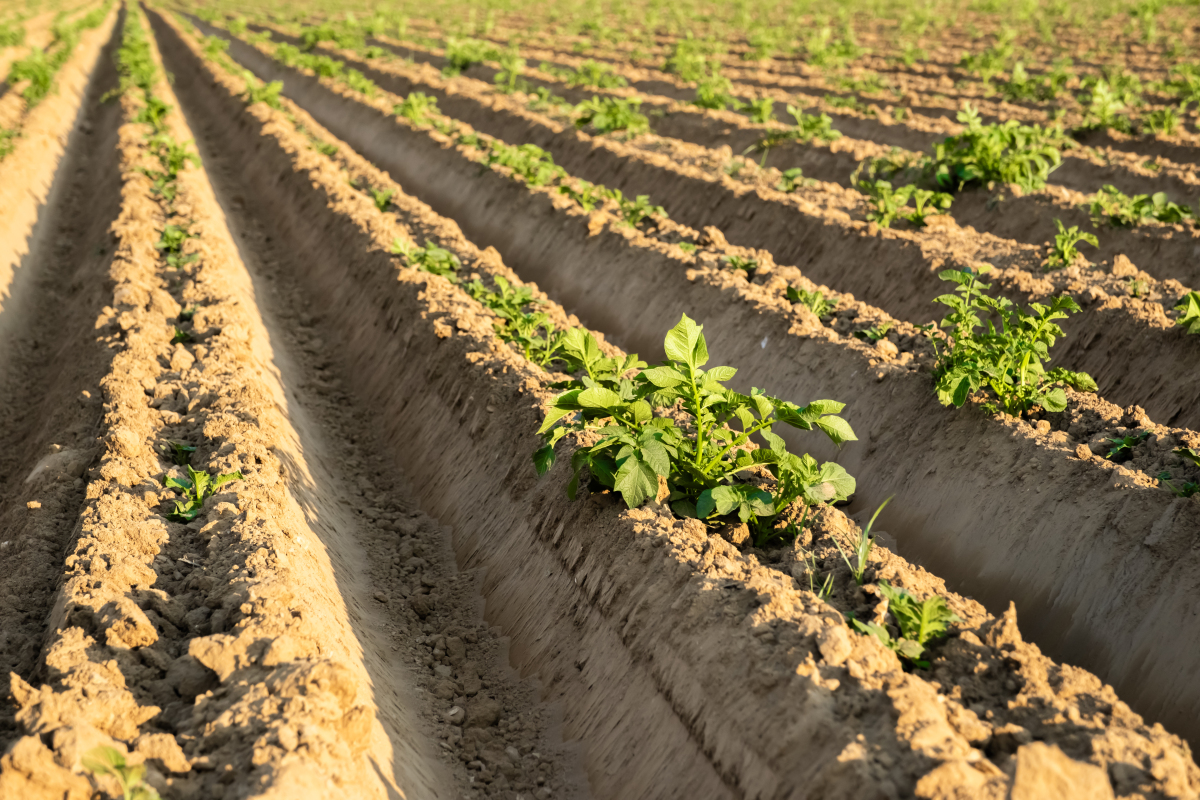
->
<box><xmin>1040</xmin><ymin>387</ymin><xmax>1067</xmax><ymax>412</ymax></box>
<box><xmin>663</xmin><ymin>314</ymin><xmax>708</xmax><ymax>369</ymax></box>
<box><xmin>814</xmin><ymin>415</ymin><xmax>857</xmax><ymax>446</ymax></box>
<box><xmin>578</xmin><ymin>386</ymin><xmax>624</xmax><ymax>410</ymax></box>
<box><xmin>614</xmin><ymin>457</ymin><xmax>658</xmax><ymax>508</ymax></box>
<box><xmin>641</xmin><ymin>365</ymin><xmax>686</xmax><ymax>388</ymax></box>
<box><xmin>533</xmin><ymin>444</ymin><xmax>555</xmax><ymax>475</ymax></box>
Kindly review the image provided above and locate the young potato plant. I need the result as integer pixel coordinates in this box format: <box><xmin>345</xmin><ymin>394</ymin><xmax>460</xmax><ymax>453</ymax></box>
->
<box><xmin>394</xmin><ymin>91</ymin><xmax>441</xmax><ymax>125</ymax></box>
<box><xmin>535</xmin><ymin>316</ymin><xmax>856</xmax><ymax>533</ymax></box>
<box><xmin>572</xmin><ymin>96</ymin><xmax>648</xmax><ymax>135</ymax></box>
<box><xmin>1044</xmin><ymin>219</ymin><xmax>1098</xmax><ymax>270</ymax></box>
<box><xmin>776</xmin><ymin>167</ymin><xmax>805</xmax><ymax>192</ymax></box>
<box><xmin>391</xmin><ymin>238</ymin><xmax>462</xmax><ymax>279</ymax></box>
<box><xmin>833</xmin><ymin>498</ymin><xmax>890</xmax><ymax>585</ymax></box>
<box><xmin>82</xmin><ymin>746</ymin><xmax>160</xmax><ymax>800</ymax></box>
<box><xmin>931</xmin><ymin>267</ymin><xmax>1097</xmax><ymax>416</ymax></box>
<box><xmin>1089</xmin><ymin>185</ymin><xmax>1194</xmax><ymax>226</ymax></box>
<box><xmin>1174</xmin><ymin>291</ymin><xmax>1200</xmax><ymax>334</ymax></box>
<box><xmin>850</xmin><ymin>582</ymin><xmax>959</xmax><ymax>669</ymax></box>
<box><xmin>855</xmin><ymin>179</ymin><xmax>952</xmax><ymax>228</ymax></box>
<box><xmin>1105</xmin><ymin>431</ymin><xmax>1149</xmax><ymax>461</ymax></box>
<box><xmin>929</xmin><ymin>105</ymin><xmax>1064</xmax><ymax>193</ymax></box>
<box><xmin>563</xmin><ymin>59</ymin><xmax>626</xmax><ymax>89</ymax></box>
<box><xmin>162</xmin><ymin>465</ymin><xmax>244</xmax><ymax>522</ymax></box>
<box><xmin>493</xmin><ymin>51</ymin><xmax>527</xmax><ymax>93</ymax></box>
<box><xmin>787</xmin><ymin>286</ymin><xmax>838</xmax><ymax>318</ymax></box>
<box><xmin>156</xmin><ymin>224</ymin><xmax>198</xmax><ymax>269</ymax></box>
<box><xmin>465</xmin><ymin>275</ymin><xmax>568</xmax><ymax>367</ymax></box>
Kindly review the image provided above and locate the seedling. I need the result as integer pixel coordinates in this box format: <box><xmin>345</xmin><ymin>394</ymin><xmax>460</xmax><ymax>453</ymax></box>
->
<box><xmin>745</xmin><ymin>97</ymin><xmax>776</xmax><ymax>124</ymax></box>
<box><xmin>856</xmin><ymin>321</ymin><xmax>893</xmax><ymax>342</ymax></box>
<box><xmin>1157</xmin><ymin>471</ymin><xmax>1200</xmax><ymax>498</ymax></box>
<box><xmin>535</xmin><ymin>315</ymin><xmax>856</xmax><ymax>520</ymax></box>
<box><xmin>1105</xmin><ymin>431</ymin><xmax>1150</xmax><ymax>460</ymax></box>
<box><xmin>929</xmin><ymin>105</ymin><xmax>1064</xmax><ymax>193</ymax></box>
<box><xmin>693</xmin><ymin>70</ymin><xmax>742</xmax><ymax>111</ymax></box>
<box><xmin>394</xmin><ymin>92</ymin><xmax>441</xmax><ymax>125</ymax></box>
<box><xmin>1089</xmin><ymin>185</ymin><xmax>1193</xmax><ymax>226</ymax></box>
<box><xmin>855</xmin><ymin>180</ymin><xmax>952</xmax><ymax>229</ymax></box>
<box><xmin>171</xmin><ymin>327</ymin><xmax>192</xmax><ymax>344</ymax></box>
<box><xmin>850</xmin><ymin>582</ymin><xmax>959</xmax><ymax>668</ymax></box>
<box><xmin>721</xmin><ymin>255</ymin><xmax>758</xmax><ymax>275</ymax></box>
<box><xmin>787</xmin><ymin>286</ymin><xmax>838</xmax><ymax>318</ymax></box>
<box><xmin>1174</xmin><ymin>291</ymin><xmax>1200</xmax><ymax>334</ymax></box>
<box><xmin>931</xmin><ymin>268</ymin><xmax>1096</xmax><ymax>415</ymax></box>
<box><xmin>558</xmin><ymin>179</ymin><xmax>603</xmax><ymax>211</ymax></box>
<box><xmin>162</xmin><ymin>464</ymin><xmax>243</xmax><ymax>522</ymax></box>
<box><xmin>607</xmin><ymin>190</ymin><xmax>667</xmax><ymax>227</ymax></box>
<box><xmin>799</xmin><ymin>543</ymin><xmax>834</xmax><ymax>599</ymax></box>
<box><xmin>370</xmin><ymin>187</ymin><xmax>395</xmax><ymax>211</ymax></box>
<box><xmin>831</xmin><ymin>497</ymin><xmax>891</xmax><ymax>586</ymax></box>
<box><xmin>493</xmin><ymin>51</ymin><xmax>527</xmax><ymax>94</ymax></box>
<box><xmin>391</xmin><ymin>239</ymin><xmax>461</xmax><ymax>279</ymax></box>
<box><xmin>82</xmin><ymin>746</ymin><xmax>160</xmax><ymax>800</ymax></box>
<box><xmin>572</xmin><ymin>96</ymin><xmax>648</xmax><ymax>135</ymax></box>
<box><xmin>161</xmin><ymin>440</ymin><xmax>196</xmax><ymax>466</ymax></box>
<box><xmin>564</xmin><ymin>59</ymin><xmax>626</xmax><ymax>89</ymax></box>
<box><xmin>155</xmin><ymin>224</ymin><xmax>198</xmax><ymax>269</ymax></box>
<box><xmin>244</xmin><ymin>80</ymin><xmax>283</xmax><ymax>109</ymax></box>
<box><xmin>776</xmin><ymin>168</ymin><xmax>805</xmax><ymax>192</ymax></box>
<box><xmin>1127</xmin><ymin>278</ymin><xmax>1149</xmax><ymax>298</ymax></box>
<box><xmin>1177</xmin><ymin>447</ymin><xmax>1200</xmax><ymax>467</ymax></box>
<box><xmin>1044</xmin><ymin>219</ymin><xmax>1098</xmax><ymax>270</ymax></box>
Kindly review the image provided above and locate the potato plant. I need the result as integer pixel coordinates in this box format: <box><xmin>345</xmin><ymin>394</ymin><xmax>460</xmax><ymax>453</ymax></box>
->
<box><xmin>931</xmin><ymin>267</ymin><xmax>1096</xmax><ymax>415</ymax></box>
<box><xmin>535</xmin><ymin>315</ymin><xmax>856</xmax><ymax>531</ymax></box>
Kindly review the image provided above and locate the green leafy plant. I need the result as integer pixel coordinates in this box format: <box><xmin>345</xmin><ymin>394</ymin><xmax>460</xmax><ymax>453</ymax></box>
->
<box><xmin>856</xmin><ymin>321</ymin><xmax>893</xmax><ymax>342</ymax></box>
<box><xmin>786</xmin><ymin>286</ymin><xmax>838</xmax><ymax>317</ymax></box>
<box><xmin>162</xmin><ymin>464</ymin><xmax>243</xmax><ymax>522</ymax></box>
<box><xmin>930</xmin><ymin>267</ymin><xmax>1097</xmax><ymax>415</ymax></box>
<box><xmin>245</xmin><ymin>79</ymin><xmax>283</xmax><ymax>109</ymax></box>
<box><xmin>564</xmin><ymin>59</ymin><xmax>626</xmax><ymax>88</ymax></box>
<box><xmin>1077</xmin><ymin>78</ymin><xmax>1136</xmax><ymax>133</ymax></box>
<box><xmin>558</xmin><ymin>178</ymin><xmax>604</xmax><ymax>211</ymax></box>
<box><xmin>776</xmin><ymin>167</ymin><xmax>805</xmax><ymax>192</ymax></box>
<box><xmin>0</xmin><ymin>128</ymin><xmax>16</xmax><ymax>160</ymax></box>
<box><xmin>573</xmin><ymin>96</ymin><xmax>648</xmax><ymax>134</ymax></box>
<box><xmin>745</xmin><ymin>97</ymin><xmax>776</xmax><ymax>124</ymax></box>
<box><xmin>1143</xmin><ymin>103</ymin><xmax>1186</xmax><ymax>136</ymax></box>
<box><xmin>1044</xmin><ymin>219</ymin><xmax>1098</xmax><ymax>270</ymax></box>
<box><xmin>484</xmin><ymin>142</ymin><xmax>567</xmax><ymax>187</ymax></box>
<box><xmin>850</xmin><ymin>582</ymin><xmax>959</xmax><ymax>668</ymax></box>
<box><xmin>856</xmin><ymin>180</ymin><xmax>952</xmax><ymax>228</ymax></box>
<box><xmin>832</xmin><ymin>498</ymin><xmax>890</xmax><ymax>585</ymax></box>
<box><xmin>82</xmin><ymin>746</ymin><xmax>160</xmax><ymax>800</ymax></box>
<box><xmin>155</xmin><ymin>224</ymin><xmax>198</xmax><ymax>269</ymax></box>
<box><xmin>693</xmin><ymin>69</ymin><xmax>743</xmax><ymax>111</ymax></box>
<box><xmin>171</xmin><ymin>327</ymin><xmax>193</xmax><ymax>344</ymax></box>
<box><xmin>370</xmin><ymin>187</ymin><xmax>395</xmax><ymax>211</ymax></box>
<box><xmin>494</xmin><ymin>51</ymin><xmax>527</xmax><ymax>93</ymax></box>
<box><xmin>391</xmin><ymin>239</ymin><xmax>461</xmax><ymax>279</ymax></box>
<box><xmin>608</xmin><ymin>189</ymin><xmax>667</xmax><ymax>227</ymax></box>
<box><xmin>1089</xmin><ymin>185</ymin><xmax>1194</xmax><ymax>226</ymax></box>
<box><xmin>161</xmin><ymin>440</ymin><xmax>196</xmax><ymax>466</ymax></box>
<box><xmin>443</xmin><ymin>36</ymin><xmax>497</xmax><ymax>75</ymax></box>
<box><xmin>394</xmin><ymin>91</ymin><xmax>441</xmax><ymax>125</ymax></box>
<box><xmin>721</xmin><ymin>255</ymin><xmax>758</xmax><ymax>275</ymax></box>
<box><xmin>1176</xmin><ymin>446</ymin><xmax>1200</xmax><ymax>467</ymax></box>
<box><xmin>1105</xmin><ymin>431</ymin><xmax>1149</xmax><ymax>460</ymax></box>
<box><xmin>929</xmin><ymin>105</ymin><xmax>1064</xmax><ymax>192</ymax></box>
<box><xmin>1175</xmin><ymin>291</ymin><xmax>1200</xmax><ymax>334</ymax></box>
<box><xmin>534</xmin><ymin>316</ymin><xmax>856</xmax><ymax>526</ymax></box>
<box><xmin>1157</xmin><ymin>471</ymin><xmax>1200</xmax><ymax>498</ymax></box>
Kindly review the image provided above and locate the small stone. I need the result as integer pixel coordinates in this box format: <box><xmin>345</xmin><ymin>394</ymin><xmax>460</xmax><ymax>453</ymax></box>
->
<box><xmin>276</xmin><ymin>725</ymin><xmax>299</xmax><ymax>752</ymax></box>
<box><xmin>1075</xmin><ymin>444</ymin><xmax>1091</xmax><ymax>461</ymax></box>
<box><xmin>373</xmin><ymin>591</ymin><xmax>388</xmax><ymax>603</ymax></box>
<box><xmin>1011</xmin><ymin>742</ymin><xmax>1114</xmax><ymax>800</ymax></box>
<box><xmin>875</xmin><ymin>339</ymin><xmax>899</xmax><ymax>359</ymax></box>
<box><xmin>1035</xmin><ymin>420</ymin><xmax>1051</xmax><ymax>434</ymax></box>
<box><xmin>817</xmin><ymin>625</ymin><xmax>853</xmax><ymax>666</ymax></box>
<box><xmin>446</xmin><ymin>706</ymin><xmax>466</xmax><ymax>725</ymax></box>
<box><xmin>1111</xmin><ymin>254</ymin><xmax>1137</xmax><ymax>278</ymax></box>
<box><xmin>466</xmin><ymin>697</ymin><xmax>503</xmax><ymax>728</ymax></box>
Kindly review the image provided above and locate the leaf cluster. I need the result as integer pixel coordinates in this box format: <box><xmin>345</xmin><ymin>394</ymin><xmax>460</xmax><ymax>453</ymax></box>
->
<box><xmin>572</xmin><ymin>95</ymin><xmax>648</xmax><ymax>135</ymax></box>
<box><xmin>1175</xmin><ymin>291</ymin><xmax>1200</xmax><ymax>334</ymax></box>
<box><xmin>394</xmin><ymin>91</ymin><xmax>441</xmax><ymax>125</ymax></box>
<box><xmin>391</xmin><ymin>238</ymin><xmax>462</xmax><ymax>279</ymax></box>
<box><xmin>1089</xmin><ymin>185</ymin><xmax>1193</xmax><ymax>227</ymax></box>
<box><xmin>162</xmin><ymin>465</ymin><xmax>243</xmax><ymax>522</ymax></box>
<box><xmin>563</xmin><ymin>59</ymin><xmax>626</xmax><ymax>89</ymax></box>
<box><xmin>855</xmin><ymin>179</ymin><xmax>952</xmax><ymax>228</ymax></box>
<box><xmin>930</xmin><ymin>268</ymin><xmax>1096</xmax><ymax>416</ymax></box>
<box><xmin>535</xmin><ymin>315</ymin><xmax>856</xmax><ymax>526</ymax></box>
<box><xmin>82</xmin><ymin>746</ymin><xmax>160</xmax><ymax>800</ymax></box>
<box><xmin>1044</xmin><ymin>219</ymin><xmax>1098</xmax><ymax>270</ymax></box>
<box><xmin>786</xmin><ymin>286</ymin><xmax>838</xmax><ymax>318</ymax></box>
<box><xmin>850</xmin><ymin>582</ymin><xmax>959</xmax><ymax>668</ymax></box>
<box><xmin>928</xmin><ymin>105</ymin><xmax>1065</xmax><ymax>193</ymax></box>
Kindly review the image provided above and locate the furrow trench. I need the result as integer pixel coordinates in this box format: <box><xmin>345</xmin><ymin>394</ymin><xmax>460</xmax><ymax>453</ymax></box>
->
<box><xmin>175</xmin><ymin>12</ymin><xmax>1200</xmax><ymax>748</ymax></box>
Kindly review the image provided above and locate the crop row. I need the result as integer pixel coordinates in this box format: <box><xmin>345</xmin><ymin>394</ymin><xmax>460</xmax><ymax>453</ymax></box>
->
<box><xmin>171</xmin><ymin>7</ymin><xmax>1200</xmax><ymax>750</ymax></box>
<box><xmin>138</xmin><ymin>9</ymin><xmax>1200</xmax><ymax>795</ymax></box>
<box><xmin>192</xmin><ymin>14</ymin><xmax>1200</xmax><ymax>443</ymax></box>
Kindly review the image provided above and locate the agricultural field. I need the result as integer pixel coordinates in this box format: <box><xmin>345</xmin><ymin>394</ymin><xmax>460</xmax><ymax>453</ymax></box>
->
<box><xmin>1</xmin><ymin>0</ymin><xmax>1200</xmax><ymax>797</ymax></box>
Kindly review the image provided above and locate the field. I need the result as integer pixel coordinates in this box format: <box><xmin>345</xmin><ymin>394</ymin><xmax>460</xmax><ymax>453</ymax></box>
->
<box><xmin>0</xmin><ymin>0</ymin><xmax>1199</xmax><ymax>797</ymax></box>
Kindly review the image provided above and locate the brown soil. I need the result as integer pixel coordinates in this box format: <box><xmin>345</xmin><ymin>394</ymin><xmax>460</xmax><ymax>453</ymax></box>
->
<box><xmin>1</xmin><ymin>5</ymin><xmax>1199</xmax><ymax>798</ymax></box>
<box><xmin>212</xmin><ymin>23</ymin><xmax>1200</xmax><ymax>434</ymax></box>
<box><xmin>0</xmin><ymin>7</ymin><xmax>124</xmax><ymax>753</ymax></box>
<box><xmin>184</xmin><ymin>12</ymin><xmax>1200</xmax><ymax>755</ymax></box>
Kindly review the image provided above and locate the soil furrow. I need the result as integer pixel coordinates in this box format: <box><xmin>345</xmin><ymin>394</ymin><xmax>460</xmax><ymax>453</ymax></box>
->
<box><xmin>140</xmin><ymin>12</ymin><xmax>1200</xmax><ymax>799</ymax></box>
<box><xmin>0</xmin><ymin>8</ymin><xmax>123</xmax><ymax>753</ymax></box>
<box><xmin>177</xmin><ymin>12</ymin><xmax>1200</xmax><ymax>751</ymax></box>
<box><xmin>191</xmin><ymin>21</ymin><xmax>1200</xmax><ymax>434</ymax></box>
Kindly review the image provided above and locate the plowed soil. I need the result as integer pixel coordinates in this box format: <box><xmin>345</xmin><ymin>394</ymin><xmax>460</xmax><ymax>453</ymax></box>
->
<box><xmin>1</xmin><ymin>4</ymin><xmax>1199</xmax><ymax>799</ymax></box>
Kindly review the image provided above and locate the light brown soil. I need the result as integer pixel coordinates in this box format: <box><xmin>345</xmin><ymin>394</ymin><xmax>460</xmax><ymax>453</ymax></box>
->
<box><xmin>218</xmin><ymin>23</ymin><xmax>1200</xmax><ymax>435</ymax></box>
<box><xmin>1</xmin><ymin>4</ymin><xmax>1199</xmax><ymax>798</ymax></box>
<box><xmin>186</xmin><ymin>10</ymin><xmax>1200</xmax><ymax>757</ymax></box>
